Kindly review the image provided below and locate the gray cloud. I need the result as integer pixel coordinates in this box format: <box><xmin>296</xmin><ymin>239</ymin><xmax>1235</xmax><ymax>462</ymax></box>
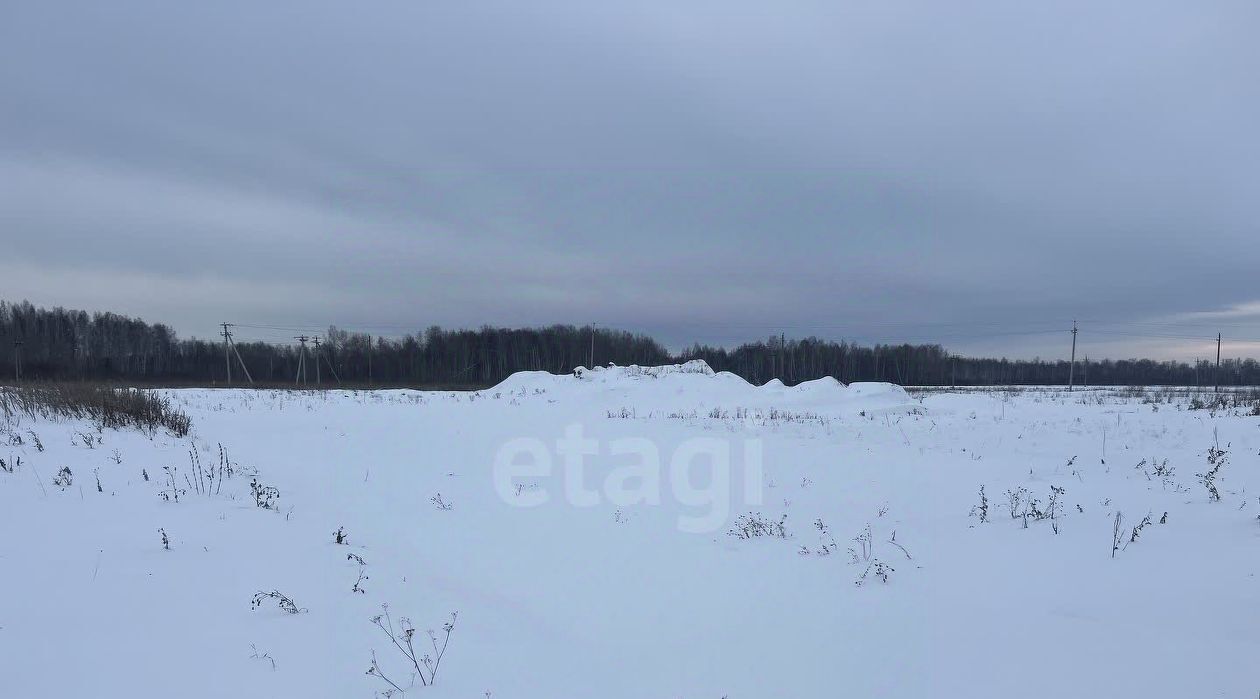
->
<box><xmin>2</xmin><ymin>0</ymin><xmax>1258</xmax><ymax>359</ymax></box>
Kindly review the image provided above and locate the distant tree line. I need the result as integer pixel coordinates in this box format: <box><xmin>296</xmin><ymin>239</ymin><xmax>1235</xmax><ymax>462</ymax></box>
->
<box><xmin>683</xmin><ymin>338</ymin><xmax>1251</xmax><ymax>387</ymax></box>
<box><xmin>2</xmin><ymin>300</ymin><xmax>1257</xmax><ymax>387</ymax></box>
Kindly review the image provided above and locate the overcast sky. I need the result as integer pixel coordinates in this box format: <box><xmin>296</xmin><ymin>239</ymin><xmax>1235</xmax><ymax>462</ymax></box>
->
<box><xmin>2</xmin><ymin>1</ymin><xmax>1258</xmax><ymax>360</ymax></box>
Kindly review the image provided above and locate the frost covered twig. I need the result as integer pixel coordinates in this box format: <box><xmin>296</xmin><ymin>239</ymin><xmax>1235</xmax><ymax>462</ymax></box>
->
<box><xmin>1110</xmin><ymin>511</ymin><xmax>1123</xmax><ymax>559</ymax></box>
<box><xmin>1124</xmin><ymin>512</ymin><xmax>1153</xmax><ymax>550</ymax></box>
<box><xmin>969</xmin><ymin>485</ymin><xmax>989</xmax><ymax>523</ymax></box>
<box><xmin>728</xmin><ymin>512</ymin><xmax>788</xmax><ymax>540</ymax></box>
<box><xmin>369</xmin><ymin>604</ymin><xmax>458</xmax><ymax>688</ymax></box>
<box><xmin>366</xmin><ymin>650</ymin><xmax>407</xmax><ymax>694</ymax></box>
<box><xmin>886</xmin><ymin>530</ymin><xmax>913</xmax><ymax>560</ymax></box>
<box><xmin>249</xmin><ymin>644</ymin><xmax>276</xmax><ymax>671</ymax></box>
<box><xmin>1196</xmin><ymin>446</ymin><xmax>1227</xmax><ymax>503</ymax></box>
<box><xmin>251</xmin><ymin>590</ymin><xmax>307</xmax><ymax>614</ymax></box>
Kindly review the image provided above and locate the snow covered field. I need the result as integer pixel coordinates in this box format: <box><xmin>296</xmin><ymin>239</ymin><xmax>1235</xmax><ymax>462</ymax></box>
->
<box><xmin>1</xmin><ymin>363</ymin><xmax>1257</xmax><ymax>698</ymax></box>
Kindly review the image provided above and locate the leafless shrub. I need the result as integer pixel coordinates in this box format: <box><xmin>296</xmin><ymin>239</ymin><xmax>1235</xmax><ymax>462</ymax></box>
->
<box><xmin>368</xmin><ymin>604</ymin><xmax>458</xmax><ymax>690</ymax></box>
<box><xmin>1196</xmin><ymin>446</ymin><xmax>1227</xmax><ymax>502</ymax></box>
<box><xmin>1153</xmin><ymin>459</ymin><xmax>1174</xmax><ymax>478</ymax></box>
<box><xmin>1046</xmin><ymin>485</ymin><xmax>1065</xmax><ymax>534</ymax></box>
<box><xmin>809</xmin><ymin>518</ymin><xmax>838</xmax><ymax>555</ymax></box>
<box><xmin>75</xmin><ymin>431</ymin><xmax>96</xmax><ymax>449</ymax></box>
<box><xmin>158</xmin><ymin>465</ymin><xmax>185</xmax><ymax>502</ymax></box>
<box><xmin>728</xmin><ymin>512</ymin><xmax>789</xmax><ymax>540</ymax></box>
<box><xmin>250</xmin><ymin>479</ymin><xmax>280</xmax><ymax>509</ymax></box>
<box><xmin>1005</xmin><ymin>487</ymin><xmax>1028</xmax><ymax>520</ymax></box>
<box><xmin>969</xmin><ymin>485</ymin><xmax>989</xmax><ymax>523</ymax></box>
<box><xmin>849</xmin><ymin>523</ymin><xmax>874</xmax><ymax>562</ymax></box>
<box><xmin>855</xmin><ymin>558</ymin><xmax>894</xmax><ymax>586</ymax></box>
<box><xmin>1125</xmin><ymin>512</ymin><xmax>1153</xmax><ymax>549</ymax></box>
<box><xmin>0</xmin><ymin>383</ymin><xmax>191</xmax><ymax>437</ymax></box>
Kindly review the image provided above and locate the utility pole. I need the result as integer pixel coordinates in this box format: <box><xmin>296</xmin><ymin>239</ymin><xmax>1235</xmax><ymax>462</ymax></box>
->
<box><xmin>589</xmin><ymin>323</ymin><xmax>596</xmax><ymax>368</ymax></box>
<box><xmin>226</xmin><ymin>325</ymin><xmax>254</xmax><ymax>385</ymax></box>
<box><xmin>13</xmin><ymin>340</ymin><xmax>22</xmax><ymax>383</ymax></box>
<box><xmin>367</xmin><ymin>335</ymin><xmax>373</xmax><ymax>386</ymax></box>
<box><xmin>218</xmin><ymin>323</ymin><xmax>254</xmax><ymax>385</ymax></box>
<box><xmin>295</xmin><ymin>336</ymin><xmax>310</xmax><ymax>385</ymax></box>
<box><xmin>221</xmin><ymin>322</ymin><xmax>233</xmax><ymax>385</ymax></box>
<box><xmin>1215</xmin><ymin>333</ymin><xmax>1222</xmax><ymax>393</ymax></box>
<box><xmin>312</xmin><ymin>337</ymin><xmax>322</xmax><ymax>386</ymax></box>
<box><xmin>1068</xmin><ymin>320</ymin><xmax>1078</xmax><ymax>391</ymax></box>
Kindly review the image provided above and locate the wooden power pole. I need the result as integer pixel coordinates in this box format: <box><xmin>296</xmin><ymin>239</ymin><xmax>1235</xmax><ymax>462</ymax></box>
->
<box><xmin>224</xmin><ymin>324</ymin><xmax>254</xmax><ymax>385</ymax></box>
<box><xmin>312</xmin><ymin>337</ymin><xmax>322</xmax><ymax>386</ymax></box>
<box><xmin>295</xmin><ymin>336</ymin><xmax>310</xmax><ymax>385</ymax></box>
<box><xmin>221</xmin><ymin>322</ymin><xmax>233</xmax><ymax>385</ymax></box>
<box><xmin>1068</xmin><ymin>320</ymin><xmax>1078</xmax><ymax>391</ymax></box>
<box><xmin>1215</xmin><ymin>333</ymin><xmax>1222</xmax><ymax>393</ymax></box>
<box><xmin>219</xmin><ymin>323</ymin><xmax>254</xmax><ymax>386</ymax></box>
<box><xmin>13</xmin><ymin>340</ymin><xmax>22</xmax><ymax>383</ymax></box>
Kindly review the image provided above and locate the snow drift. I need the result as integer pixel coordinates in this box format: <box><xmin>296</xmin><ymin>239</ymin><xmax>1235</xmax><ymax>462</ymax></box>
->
<box><xmin>485</xmin><ymin>360</ymin><xmax>916</xmax><ymax>416</ymax></box>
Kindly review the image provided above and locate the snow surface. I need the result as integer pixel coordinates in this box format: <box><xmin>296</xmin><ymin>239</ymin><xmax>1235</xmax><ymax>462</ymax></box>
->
<box><xmin>1</xmin><ymin>364</ymin><xmax>1257</xmax><ymax>697</ymax></box>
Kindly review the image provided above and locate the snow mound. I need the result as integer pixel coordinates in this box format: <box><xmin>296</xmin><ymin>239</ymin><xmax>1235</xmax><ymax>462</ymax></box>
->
<box><xmin>574</xmin><ymin>359</ymin><xmax>716</xmax><ymax>380</ymax></box>
<box><xmin>486</xmin><ymin>361</ymin><xmax>917</xmax><ymax>416</ymax></box>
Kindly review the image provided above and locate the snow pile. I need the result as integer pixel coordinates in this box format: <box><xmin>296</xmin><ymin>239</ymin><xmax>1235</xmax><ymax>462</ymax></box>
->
<box><xmin>488</xmin><ymin>360</ymin><xmax>917</xmax><ymax>416</ymax></box>
<box><xmin>574</xmin><ymin>358</ymin><xmax>716</xmax><ymax>379</ymax></box>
